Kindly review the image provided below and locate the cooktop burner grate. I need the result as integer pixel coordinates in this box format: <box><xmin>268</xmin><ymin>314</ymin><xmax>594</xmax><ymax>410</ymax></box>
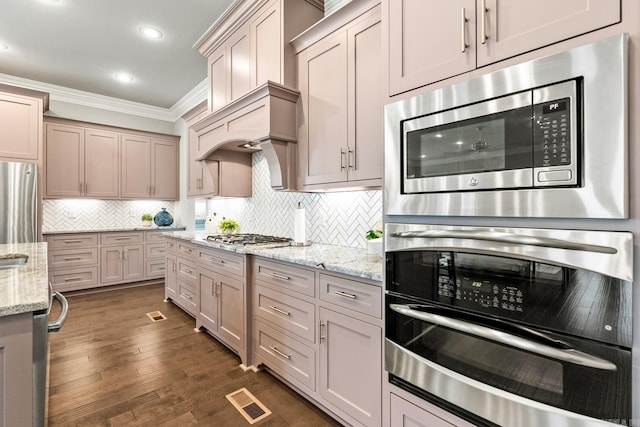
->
<box><xmin>204</xmin><ymin>233</ymin><xmax>292</xmax><ymax>247</ymax></box>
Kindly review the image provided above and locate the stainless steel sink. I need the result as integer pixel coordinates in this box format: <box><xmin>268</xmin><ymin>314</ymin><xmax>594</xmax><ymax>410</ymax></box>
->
<box><xmin>0</xmin><ymin>254</ymin><xmax>29</xmax><ymax>269</ymax></box>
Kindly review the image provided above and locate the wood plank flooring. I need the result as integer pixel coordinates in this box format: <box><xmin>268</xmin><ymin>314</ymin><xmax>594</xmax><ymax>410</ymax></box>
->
<box><xmin>47</xmin><ymin>284</ymin><xmax>341</xmax><ymax>426</ymax></box>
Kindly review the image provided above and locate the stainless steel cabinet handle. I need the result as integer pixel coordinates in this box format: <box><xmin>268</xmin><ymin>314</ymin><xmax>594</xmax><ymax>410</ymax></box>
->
<box><xmin>461</xmin><ymin>8</ymin><xmax>469</xmax><ymax>53</ymax></box>
<box><xmin>389</xmin><ymin>230</ymin><xmax>617</xmax><ymax>254</ymax></box>
<box><xmin>183</xmin><ymin>268</ymin><xmax>192</xmax><ymax>274</ymax></box>
<box><xmin>212</xmin><ymin>281</ymin><xmax>217</xmax><ymax>296</ymax></box>
<box><xmin>347</xmin><ymin>148</ymin><xmax>354</xmax><ymax>169</ymax></box>
<box><xmin>63</xmin><ymin>257</ymin><xmax>82</xmax><ymax>261</ymax></box>
<box><xmin>63</xmin><ymin>240</ymin><xmax>83</xmax><ymax>244</ymax></box>
<box><xmin>334</xmin><ymin>290</ymin><xmax>357</xmax><ymax>300</ymax></box>
<box><xmin>216</xmin><ymin>282</ymin><xmax>221</xmax><ymax>296</ymax></box>
<box><xmin>268</xmin><ymin>305</ymin><xmax>291</xmax><ymax>316</ymax></box>
<box><xmin>48</xmin><ymin>292</ymin><xmax>69</xmax><ymax>332</ymax></box>
<box><xmin>269</xmin><ymin>346</ymin><xmax>291</xmax><ymax>360</ymax></box>
<box><xmin>115</xmin><ymin>237</ymin><xmax>131</xmax><ymax>240</ymax></box>
<box><xmin>266</xmin><ymin>272</ymin><xmax>290</xmax><ymax>281</ymax></box>
<box><xmin>340</xmin><ymin>148</ymin><xmax>346</xmax><ymax>170</ymax></box>
<box><xmin>85</xmin><ymin>183</ymin><xmax>88</xmax><ymax>194</ymax></box>
<box><xmin>480</xmin><ymin>0</ymin><xmax>488</xmax><ymax>44</ymax></box>
<box><xmin>389</xmin><ymin>304</ymin><xmax>617</xmax><ymax>371</ymax></box>
<box><xmin>63</xmin><ymin>276</ymin><xmax>83</xmax><ymax>282</ymax></box>
<box><xmin>320</xmin><ymin>321</ymin><xmax>326</xmax><ymax>342</ymax></box>
<box><xmin>184</xmin><ymin>294</ymin><xmax>193</xmax><ymax>300</ymax></box>
<box><xmin>79</xmin><ymin>182</ymin><xmax>83</xmax><ymax>193</ymax></box>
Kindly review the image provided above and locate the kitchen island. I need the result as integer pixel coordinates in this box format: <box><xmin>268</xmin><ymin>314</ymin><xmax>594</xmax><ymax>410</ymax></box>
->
<box><xmin>0</xmin><ymin>242</ymin><xmax>50</xmax><ymax>427</ymax></box>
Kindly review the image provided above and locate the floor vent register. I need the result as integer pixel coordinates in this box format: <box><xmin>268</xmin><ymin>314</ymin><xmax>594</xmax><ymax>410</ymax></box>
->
<box><xmin>145</xmin><ymin>311</ymin><xmax>167</xmax><ymax>322</ymax></box>
<box><xmin>225</xmin><ymin>387</ymin><xmax>272</xmax><ymax>424</ymax></box>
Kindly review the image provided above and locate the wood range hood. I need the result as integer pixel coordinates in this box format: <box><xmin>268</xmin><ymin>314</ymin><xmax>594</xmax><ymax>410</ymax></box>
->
<box><xmin>192</xmin><ymin>81</ymin><xmax>299</xmax><ymax>190</ymax></box>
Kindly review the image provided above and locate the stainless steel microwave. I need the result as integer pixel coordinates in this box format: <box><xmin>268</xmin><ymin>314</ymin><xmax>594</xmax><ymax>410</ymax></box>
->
<box><xmin>403</xmin><ymin>80</ymin><xmax>578</xmax><ymax>193</ymax></box>
<box><xmin>385</xmin><ymin>34</ymin><xmax>628</xmax><ymax>219</ymax></box>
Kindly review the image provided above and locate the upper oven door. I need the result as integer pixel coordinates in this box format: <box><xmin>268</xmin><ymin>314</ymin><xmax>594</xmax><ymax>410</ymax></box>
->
<box><xmin>403</xmin><ymin>90</ymin><xmax>534</xmax><ymax>193</ymax></box>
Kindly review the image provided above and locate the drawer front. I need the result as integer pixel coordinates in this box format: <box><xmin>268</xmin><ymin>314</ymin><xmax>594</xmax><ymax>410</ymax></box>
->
<box><xmin>146</xmin><ymin>242</ymin><xmax>166</xmax><ymax>259</ymax></box>
<box><xmin>177</xmin><ymin>282</ymin><xmax>197</xmax><ymax>314</ymax></box>
<box><xmin>145</xmin><ymin>231</ymin><xmax>166</xmax><ymax>242</ymax></box>
<box><xmin>166</xmin><ymin>239</ymin><xmax>177</xmax><ymax>253</ymax></box>
<box><xmin>254</xmin><ymin>284</ymin><xmax>315</xmax><ymax>343</ymax></box>
<box><xmin>198</xmin><ymin>248</ymin><xmax>244</xmax><ymax>278</ymax></box>
<box><xmin>319</xmin><ymin>274</ymin><xmax>382</xmax><ymax>318</ymax></box>
<box><xmin>49</xmin><ymin>247</ymin><xmax>98</xmax><ymax>269</ymax></box>
<box><xmin>177</xmin><ymin>242</ymin><xmax>197</xmax><ymax>257</ymax></box>
<box><xmin>254</xmin><ymin>319</ymin><xmax>315</xmax><ymax>392</ymax></box>
<box><xmin>146</xmin><ymin>259</ymin><xmax>166</xmax><ymax>278</ymax></box>
<box><xmin>100</xmin><ymin>232</ymin><xmax>144</xmax><ymax>245</ymax></box>
<box><xmin>49</xmin><ymin>266</ymin><xmax>98</xmax><ymax>291</ymax></box>
<box><xmin>46</xmin><ymin>233</ymin><xmax>98</xmax><ymax>250</ymax></box>
<box><xmin>254</xmin><ymin>258</ymin><xmax>316</xmax><ymax>298</ymax></box>
<box><xmin>177</xmin><ymin>258</ymin><xmax>198</xmax><ymax>286</ymax></box>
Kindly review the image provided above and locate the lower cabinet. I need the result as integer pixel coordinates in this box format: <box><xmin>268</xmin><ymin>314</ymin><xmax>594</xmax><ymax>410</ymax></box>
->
<box><xmin>390</xmin><ymin>394</ymin><xmax>458</xmax><ymax>427</ymax></box>
<box><xmin>165</xmin><ymin>254</ymin><xmax>177</xmax><ymax>300</ymax></box>
<box><xmin>175</xmin><ymin>255</ymin><xmax>198</xmax><ymax>316</ymax></box>
<box><xmin>100</xmin><ymin>244</ymin><xmax>145</xmax><ymax>284</ymax></box>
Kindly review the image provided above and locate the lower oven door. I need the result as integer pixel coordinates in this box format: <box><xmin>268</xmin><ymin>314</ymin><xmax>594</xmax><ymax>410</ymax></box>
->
<box><xmin>385</xmin><ymin>295</ymin><xmax>631</xmax><ymax>427</ymax></box>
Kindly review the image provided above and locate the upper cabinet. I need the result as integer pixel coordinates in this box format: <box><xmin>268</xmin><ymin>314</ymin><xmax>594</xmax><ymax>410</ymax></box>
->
<box><xmin>294</xmin><ymin>1</ymin><xmax>383</xmax><ymax>190</ymax></box>
<box><xmin>196</xmin><ymin>0</ymin><xmax>324</xmax><ymax>113</ymax></box>
<box><xmin>387</xmin><ymin>0</ymin><xmax>622</xmax><ymax>96</ymax></box>
<box><xmin>0</xmin><ymin>84</ymin><xmax>48</xmax><ymax>162</ymax></box>
<box><xmin>44</xmin><ymin>118</ymin><xmax>179</xmax><ymax>201</ymax></box>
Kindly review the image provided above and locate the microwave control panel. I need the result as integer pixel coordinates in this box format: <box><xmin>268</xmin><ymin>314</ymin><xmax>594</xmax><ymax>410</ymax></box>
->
<box><xmin>533</xmin><ymin>97</ymin><xmax>572</xmax><ymax>168</ymax></box>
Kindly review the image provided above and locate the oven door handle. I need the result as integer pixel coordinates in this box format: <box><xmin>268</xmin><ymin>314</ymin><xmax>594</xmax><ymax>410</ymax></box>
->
<box><xmin>389</xmin><ymin>303</ymin><xmax>617</xmax><ymax>371</ymax></box>
<box><xmin>389</xmin><ymin>230</ymin><xmax>617</xmax><ymax>254</ymax></box>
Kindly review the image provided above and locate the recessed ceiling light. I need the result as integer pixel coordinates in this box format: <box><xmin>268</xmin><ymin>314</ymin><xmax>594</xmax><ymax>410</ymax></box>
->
<box><xmin>114</xmin><ymin>73</ymin><xmax>135</xmax><ymax>83</ymax></box>
<box><xmin>0</xmin><ymin>43</ymin><xmax>8</xmax><ymax>51</ymax></box>
<box><xmin>139</xmin><ymin>26</ymin><xmax>163</xmax><ymax>40</ymax></box>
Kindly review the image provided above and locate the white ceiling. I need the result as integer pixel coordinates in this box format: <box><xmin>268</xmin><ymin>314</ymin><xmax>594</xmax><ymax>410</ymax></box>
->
<box><xmin>0</xmin><ymin>0</ymin><xmax>236</xmax><ymax>109</ymax></box>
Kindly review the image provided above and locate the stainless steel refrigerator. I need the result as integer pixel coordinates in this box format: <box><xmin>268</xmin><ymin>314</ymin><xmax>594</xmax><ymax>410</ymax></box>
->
<box><xmin>0</xmin><ymin>160</ymin><xmax>37</xmax><ymax>243</ymax></box>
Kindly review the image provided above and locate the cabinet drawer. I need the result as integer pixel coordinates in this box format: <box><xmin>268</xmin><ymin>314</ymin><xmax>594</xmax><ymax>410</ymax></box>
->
<box><xmin>146</xmin><ymin>242</ymin><xmax>166</xmax><ymax>259</ymax></box>
<box><xmin>166</xmin><ymin>238</ymin><xmax>177</xmax><ymax>253</ymax></box>
<box><xmin>146</xmin><ymin>259</ymin><xmax>165</xmax><ymax>278</ymax></box>
<box><xmin>177</xmin><ymin>242</ymin><xmax>197</xmax><ymax>257</ymax></box>
<box><xmin>254</xmin><ymin>284</ymin><xmax>315</xmax><ymax>343</ymax></box>
<box><xmin>254</xmin><ymin>258</ymin><xmax>315</xmax><ymax>298</ymax></box>
<box><xmin>48</xmin><ymin>247</ymin><xmax>98</xmax><ymax>269</ymax></box>
<box><xmin>254</xmin><ymin>319</ymin><xmax>315</xmax><ymax>392</ymax></box>
<box><xmin>49</xmin><ymin>266</ymin><xmax>98</xmax><ymax>291</ymax></box>
<box><xmin>100</xmin><ymin>232</ymin><xmax>144</xmax><ymax>245</ymax></box>
<box><xmin>198</xmin><ymin>248</ymin><xmax>244</xmax><ymax>278</ymax></box>
<box><xmin>145</xmin><ymin>231</ymin><xmax>166</xmax><ymax>242</ymax></box>
<box><xmin>177</xmin><ymin>283</ymin><xmax>197</xmax><ymax>314</ymax></box>
<box><xmin>46</xmin><ymin>233</ymin><xmax>98</xmax><ymax>250</ymax></box>
<box><xmin>177</xmin><ymin>258</ymin><xmax>197</xmax><ymax>286</ymax></box>
<box><xmin>319</xmin><ymin>274</ymin><xmax>382</xmax><ymax>318</ymax></box>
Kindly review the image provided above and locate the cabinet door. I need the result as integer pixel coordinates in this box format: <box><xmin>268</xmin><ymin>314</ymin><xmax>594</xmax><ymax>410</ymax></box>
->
<box><xmin>388</xmin><ymin>0</ymin><xmax>476</xmax><ymax>95</ymax></box>
<box><xmin>165</xmin><ymin>254</ymin><xmax>177</xmax><ymax>300</ymax></box>
<box><xmin>251</xmin><ymin>0</ymin><xmax>282</xmax><ymax>87</ymax></box>
<box><xmin>228</xmin><ymin>26</ymin><xmax>251</xmax><ymax>102</ymax></box>
<box><xmin>209</xmin><ymin>49</ymin><xmax>228</xmax><ymax>112</ymax></box>
<box><xmin>298</xmin><ymin>32</ymin><xmax>349</xmax><ymax>186</ymax></box>
<box><xmin>121</xmin><ymin>134</ymin><xmax>151</xmax><ymax>198</ymax></box>
<box><xmin>45</xmin><ymin>123</ymin><xmax>84</xmax><ymax>197</ymax></box>
<box><xmin>199</xmin><ymin>270</ymin><xmax>219</xmax><ymax>333</ymax></box>
<box><xmin>151</xmin><ymin>139</ymin><xmax>178</xmax><ymax>200</ymax></box>
<box><xmin>100</xmin><ymin>246</ymin><xmax>123</xmax><ymax>283</ymax></box>
<box><xmin>390</xmin><ymin>394</ymin><xmax>458</xmax><ymax>427</ymax></box>
<box><xmin>84</xmin><ymin>129</ymin><xmax>119</xmax><ymax>198</ymax></box>
<box><xmin>347</xmin><ymin>11</ymin><xmax>383</xmax><ymax>182</ymax></box>
<box><xmin>218</xmin><ymin>273</ymin><xmax>244</xmax><ymax>352</ymax></box>
<box><xmin>187</xmin><ymin>134</ymin><xmax>203</xmax><ymax>197</ymax></box>
<box><xmin>0</xmin><ymin>313</ymin><xmax>33</xmax><ymax>427</ymax></box>
<box><xmin>0</xmin><ymin>92</ymin><xmax>40</xmax><ymax>160</ymax></box>
<box><xmin>319</xmin><ymin>307</ymin><xmax>382</xmax><ymax>427</ymax></box>
<box><xmin>477</xmin><ymin>0</ymin><xmax>621</xmax><ymax>67</ymax></box>
<box><xmin>123</xmin><ymin>244</ymin><xmax>145</xmax><ymax>282</ymax></box>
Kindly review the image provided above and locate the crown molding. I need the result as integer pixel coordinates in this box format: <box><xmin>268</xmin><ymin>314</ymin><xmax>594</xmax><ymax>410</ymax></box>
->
<box><xmin>0</xmin><ymin>72</ymin><xmax>208</xmax><ymax>123</ymax></box>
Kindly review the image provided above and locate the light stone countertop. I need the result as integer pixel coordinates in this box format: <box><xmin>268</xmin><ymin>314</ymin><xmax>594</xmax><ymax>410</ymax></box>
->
<box><xmin>164</xmin><ymin>231</ymin><xmax>383</xmax><ymax>282</ymax></box>
<box><xmin>42</xmin><ymin>226</ymin><xmax>186</xmax><ymax>234</ymax></box>
<box><xmin>0</xmin><ymin>242</ymin><xmax>50</xmax><ymax>317</ymax></box>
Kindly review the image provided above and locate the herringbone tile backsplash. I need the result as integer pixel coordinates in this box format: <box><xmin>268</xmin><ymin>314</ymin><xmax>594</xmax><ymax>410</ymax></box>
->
<box><xmin>206</xmin><ymin>152</ymin><xmax>382</xmax><ymax>249</ymax></box>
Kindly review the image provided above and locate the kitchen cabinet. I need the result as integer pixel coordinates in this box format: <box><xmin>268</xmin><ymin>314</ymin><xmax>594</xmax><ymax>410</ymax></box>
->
<box><xmin>100</xmin><ymin>231</ymin><xmax>145</xmax><ymax>284</ymax></box>
<box><xmin>196</xmin><ymin>0</ymin><xmax>323</xmax><ymax>113</ymax></box>
<box><xmin>387</xmin><ymin>0</ymin><xmax>622</xmax><ymax>95</ymax></box>
<box><xmin>46</xmin><ymin>124</ymin><xmax>120</xmax><ymax>199</ymax></box>
<box><xmin>46</xmin><ymin>233</ymin><xmax>99</xmax><ymax>292</ymax></box>
<box><xmin>184</xmin><ymin>101</ymin><xmax>216</xmax><ymax>198</ymax></box>
<box><xmin>0</xmin><ymin>313</ymin><xmax>33</xmax><ymax>427</ymax></box>
<box><xmin>0</xmin><ymin>85</ymin><xmax>47</xmax><ymax>162</ymax></box>
<box><xmin>251</xmin><ymin>257</ymin><xmax>383</xmax><ymax>426</ymax></box>
<box><xmin>390</xmin><ymin>393</ymin><xmax>457</xmax><ymax>427</ymax></box>
<box><xmin>165</xmin><ymin>254</ymin><xmax>177</xmax><ymax>300</ymax></box>
<box><xmin>145</xmin><ymin>231</ymin><xmax>167</xmax><ymax>279</ymax></box>
<box><xmin>176</xmin><ymin>255</ymin><xmax>198</xmax><ymax>316</ymax></box>
<box><xmin>295</xmin><ymin>3</ymin><xmax>383</xmax><ymax>190</ymax></box>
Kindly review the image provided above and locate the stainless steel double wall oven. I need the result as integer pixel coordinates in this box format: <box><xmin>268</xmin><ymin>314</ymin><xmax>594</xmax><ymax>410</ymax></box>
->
<box><xmin>383</xmin><ymin>35</ymin><xmax>632</xmax><ymax>427</ymax></box>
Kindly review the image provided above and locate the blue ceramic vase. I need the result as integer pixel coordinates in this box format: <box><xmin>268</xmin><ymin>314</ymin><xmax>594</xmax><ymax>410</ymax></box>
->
<box><xmin>153</xmin><ymin>208</ymin><xmax>174</xmax><ymax>227</ymax></box>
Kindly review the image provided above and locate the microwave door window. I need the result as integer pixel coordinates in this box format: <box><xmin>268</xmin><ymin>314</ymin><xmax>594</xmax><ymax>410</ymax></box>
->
<box><xmin>406</xmin><ymin>118</ymin><xmax>506</xmax><ymax>179</ymax></box>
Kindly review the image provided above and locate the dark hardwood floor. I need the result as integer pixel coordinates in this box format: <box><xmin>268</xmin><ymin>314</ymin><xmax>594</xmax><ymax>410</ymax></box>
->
<box><xmin>47</xmin><ymin>284</ymin><xmax>341</xmax><ymax>426</ymax></box>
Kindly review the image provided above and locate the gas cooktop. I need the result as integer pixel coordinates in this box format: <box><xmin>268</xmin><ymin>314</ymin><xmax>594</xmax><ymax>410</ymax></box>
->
<box><xmin>204</xmin><ymin>233</ymin><xmax>292</xmax><ymax>247</ymax></box>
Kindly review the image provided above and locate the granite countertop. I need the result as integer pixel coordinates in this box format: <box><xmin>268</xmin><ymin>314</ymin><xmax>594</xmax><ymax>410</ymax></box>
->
<box><xmin>164</xmin><ymin>231</ymin><xmax>383</xmax><ymax>282</ymax></box>
<box><xmin>0</xmin><ymin>242</ymin><xmax>50</xmax><ymax>317</ymax></box>
<box><xmin>43</xmin><ymin>226</ymin><xmax>186</xmax><ymax>234</ymax></box>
